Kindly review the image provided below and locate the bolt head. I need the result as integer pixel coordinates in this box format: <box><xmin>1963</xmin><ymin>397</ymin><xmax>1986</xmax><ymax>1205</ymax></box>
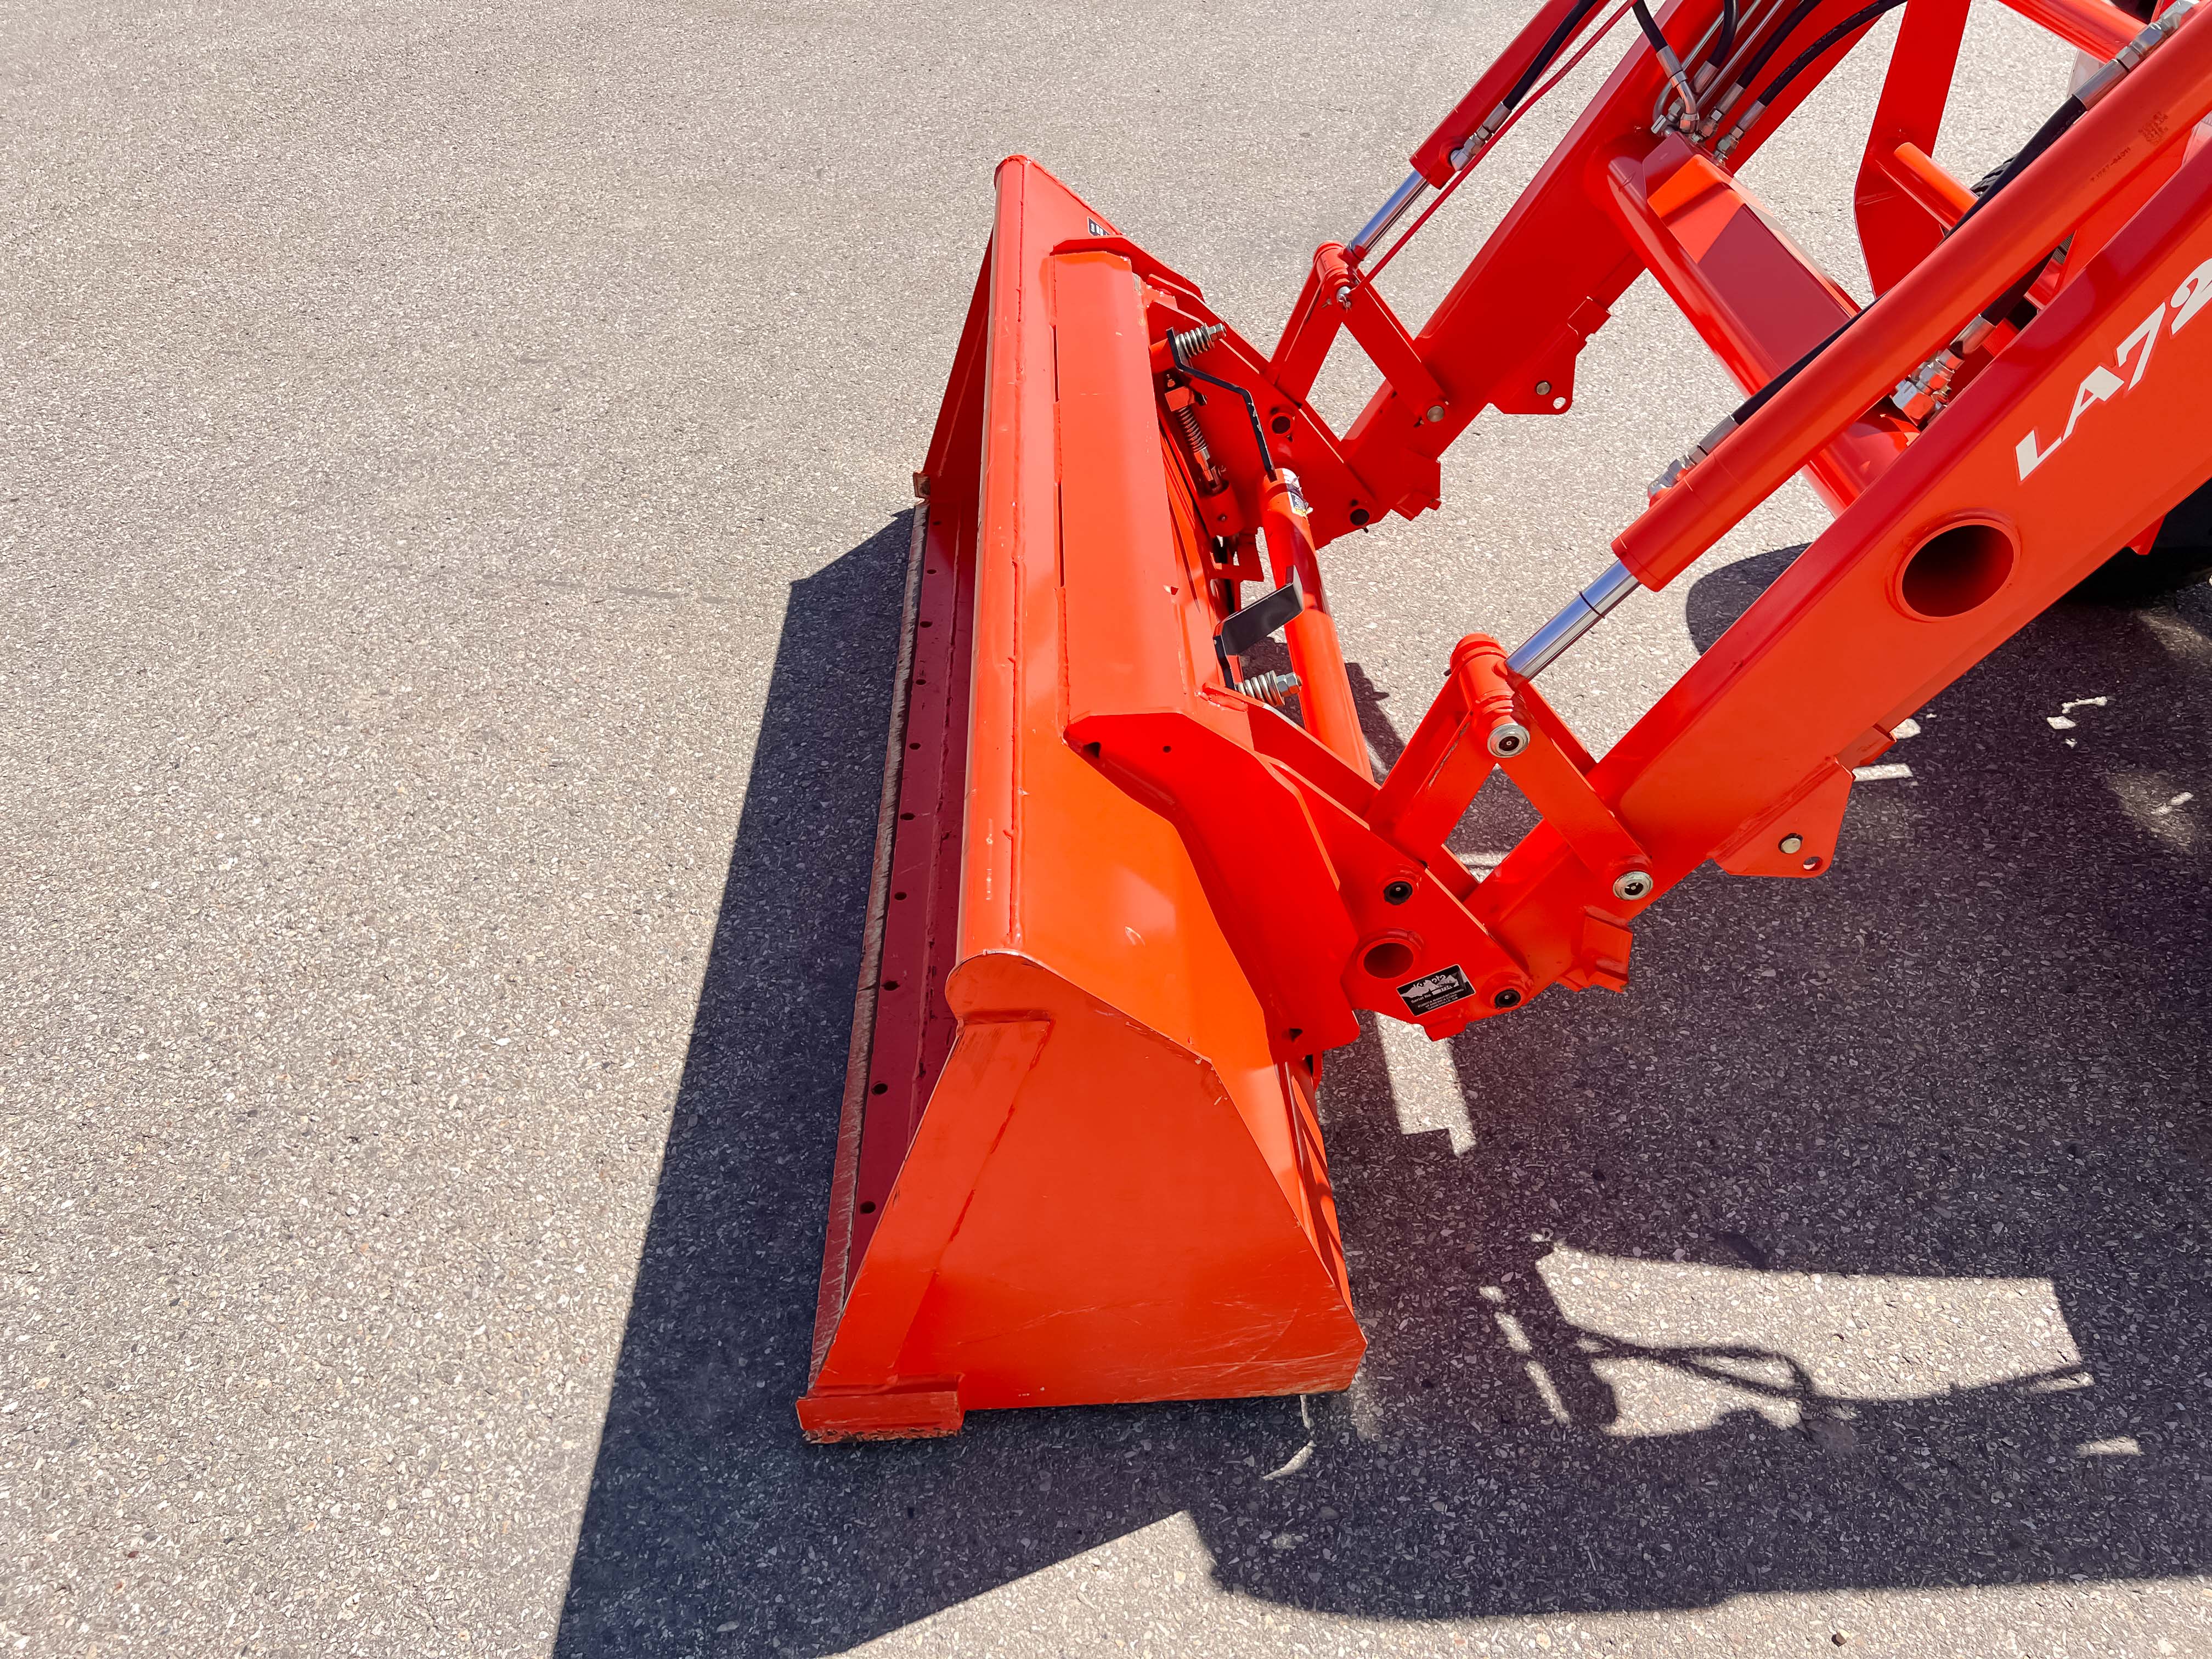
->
<box><xmin>1334</xmin><ymin>285</ymin><xmax>1355</xmax><ymax>307</ymax></box>
<box><xmin>1778</xmin><ymin>833</ymin><xmax>1804</xmax><ymax>854</ymax></box>
<box><xmin>1486</xmin><ymin>721</ymin><xmax>1529</xmax><ymax>759</ymax></box>
<box><xmin>1383</xmin><ymin>879</ymin><xmax>1415</xmax><ymax>906</ymax></box>
<box><xmin>1611</xmin><ymin>870</ymin><xmax>1654</xmax><ymax>901</ymax></box>
<box><xmin>1534</xmin><ymin>380</ymin><xmax>1552</xmax><ymax>396</ymax></box>
<box><xmin>1425</xmin><ymin>403</ymin><xmax>1446</xmax><ymax>424</ymax></box>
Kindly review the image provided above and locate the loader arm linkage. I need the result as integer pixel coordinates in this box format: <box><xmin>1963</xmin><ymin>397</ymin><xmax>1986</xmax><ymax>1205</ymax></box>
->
<box><xmin>799</xmin><ymin>0</ymin><xmax>2212</xmax><ymax>1440</ymax></box>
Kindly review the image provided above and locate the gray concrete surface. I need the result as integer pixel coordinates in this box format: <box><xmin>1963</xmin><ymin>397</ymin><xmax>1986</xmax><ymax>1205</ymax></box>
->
<box><xmin>5</xmin><ymin>1</ymin><xmax>2210</xmax><ymax>1654</ymax></box>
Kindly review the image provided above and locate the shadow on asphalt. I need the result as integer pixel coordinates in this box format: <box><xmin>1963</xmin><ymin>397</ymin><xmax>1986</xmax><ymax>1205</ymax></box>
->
<box><xmin>554</xmin><ymin>523</ymin><xmax>2212</xmax><ymax>1653</ymax></box>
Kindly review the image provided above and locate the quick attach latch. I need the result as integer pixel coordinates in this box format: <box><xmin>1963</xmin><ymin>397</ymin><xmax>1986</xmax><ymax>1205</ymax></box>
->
<box><xmin>1215</xmin><ymin>579</ymin><xmax>1306</xmax><ymax>707</ymax></box>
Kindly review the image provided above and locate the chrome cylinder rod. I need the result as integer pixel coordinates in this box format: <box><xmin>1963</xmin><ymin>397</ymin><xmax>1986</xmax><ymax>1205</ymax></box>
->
<box><xmin>1347</xmin><ymin>170</ymin><xmax>1430</xmax><ymax>263</ymax></box>
<box><xmin>1507</xmin><ymin>560</ymin><xmax>1640</xmax><ymax>679</ymax></box>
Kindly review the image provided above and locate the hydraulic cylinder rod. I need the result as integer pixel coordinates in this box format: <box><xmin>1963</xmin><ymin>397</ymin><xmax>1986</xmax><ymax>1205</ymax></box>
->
<box><xmin>1508</xmin><ymin>561</ymin><xmax>1641</xmax><ymax>678</ymax></box>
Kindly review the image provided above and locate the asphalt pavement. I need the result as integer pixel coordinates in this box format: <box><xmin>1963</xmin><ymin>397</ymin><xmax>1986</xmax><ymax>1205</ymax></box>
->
<box><xmin>5</xmin><ymin>1</ymin><xmax>2210</xmax><ymax>1655</ymax></box>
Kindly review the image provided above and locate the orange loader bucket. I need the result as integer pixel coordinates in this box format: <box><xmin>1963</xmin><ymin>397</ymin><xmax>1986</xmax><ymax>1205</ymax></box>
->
<box><xmin>797</xmin><ymin>159</ymin><xmax>1368</xmax><ymax>1441</ymax></box>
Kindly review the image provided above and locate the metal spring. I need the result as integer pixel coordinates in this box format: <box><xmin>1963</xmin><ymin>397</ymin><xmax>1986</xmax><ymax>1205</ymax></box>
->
<box><xmin>1173</xmin><ymin>403</ymin><xmax>1218</xmax><ymax>486</ymax></box>
<box><xmin>1167</xmin><ymin>324</ymin><xmax>1228</xmax><ymax>490</ymax></box>
<box><xmin>1169</xmin><ymin>323</ymin><xmax>1224</xmax><ymax>360</ymax></box>
<box><xmin>1236</xmin><ymin>670</ymin><xmax>1301</xmax><ymax>709</ymax></box>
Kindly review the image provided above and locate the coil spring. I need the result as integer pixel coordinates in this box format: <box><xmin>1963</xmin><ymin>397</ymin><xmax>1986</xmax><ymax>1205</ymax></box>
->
<box><xmin>1173</xmin><ymin>402</ymin><xmax>1215</xmax><ymax>476</ymax></box>
<box><xmin>1167</xmin><ymin>323</ymin><xmax>1228</xmax><ymax>491</ymax></box>
<box><xmin>1169</xmin><ymin>323</ymin><xmax>1224</xmax><ymax>361</ymax></box>
<box><xmin>1236</xmin><ymin>670</ymin><xmax>1301</xmax><ymax>710</ymax></box>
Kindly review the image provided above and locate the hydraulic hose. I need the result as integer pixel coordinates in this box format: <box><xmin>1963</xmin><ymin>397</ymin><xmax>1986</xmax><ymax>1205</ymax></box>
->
<box><xmin>1944</xmin><ymin>109</ymin><xmax>2089</xmax><ymax>344</ymax></box>
<box><xmin>1745</xmin><ymin>0</ymin><xmax>1911</xmax><ymax>119</ymax></box>
<box><xmin>1633</xmin><ymin>1</ymin><xmax>1702</xmax><ymax>111</ymax></box>
<box><xmin>1734</xmin><ymin>314</ymin><xmax>1856</xmax><ymax>425</ymax></box>
<box><xmin>1952</xmin><ymin>101</ymin><xmax>2084</xmax><ymax>235</ymax></box>
<box><xmin>1707</xmin><ymin>0</ymin><xmax>1739</xmax><ymax>64</ymax></box>
<box><xmin>1717</xmin><ymin>0</ymin><xmax>1908</xmax><ymax>151</ymax></box>
<box><xmin>1503</xmin><ymin>0</ymin><xmax>1612</xmax><ymax>112</ymax></box>
<box><xmin>1629</xmin><ymin>0</ymin><xmax>1673</xmax><ymax>56</ymax></box>
<box><xmin>1939</xmin><ymin>6</ymin><xmax>2191</xmax><ymax>339</ymax></box>
<box><xmin>1724</xmin><ymin>0</ymin><xmax>1823</xmax><ymax>98</ymax></box>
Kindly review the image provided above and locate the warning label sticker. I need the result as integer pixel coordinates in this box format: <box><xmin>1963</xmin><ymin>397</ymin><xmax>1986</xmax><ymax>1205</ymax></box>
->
<box><xmin>1397</xmin><ymin>964</ymin><xmax>1476</xmax><ymax>1017</ymax></box>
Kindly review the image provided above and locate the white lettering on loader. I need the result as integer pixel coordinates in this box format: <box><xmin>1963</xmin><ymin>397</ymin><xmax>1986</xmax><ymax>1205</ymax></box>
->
<box><xmin>2016</xmin><ymin>255</ymin><xmax>2212</xmax><ymax>479</ymax></box>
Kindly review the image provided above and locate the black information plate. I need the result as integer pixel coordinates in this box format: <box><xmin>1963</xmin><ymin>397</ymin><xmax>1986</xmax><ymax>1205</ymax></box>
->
<box><xmin>1397</xmin><ymin>964</ymin><xmax>1476</xmax><ymax>1017</ymax></box>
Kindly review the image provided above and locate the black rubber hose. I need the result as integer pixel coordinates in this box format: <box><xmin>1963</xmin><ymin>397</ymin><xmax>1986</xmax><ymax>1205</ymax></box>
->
<box><xmin>1973</xmin><ymin>256</ymin><xmax>2057</xmax><ymax>336</ymax></box>
<box><xmin>1502</xmin><ymin>0</ymin><xmax>1610</xmax><ymax>111</ymax></box>
<box><xmin>1747</xmin><ymin>0</ymin><xmax>1910</xmax><ymax>116</ymax></box>
<box><xmin>1632</xmin><ymin>0</ymin><xmax>1678</xmax><ymax>61</ymax></box>
<box><xmin>1724</xmin><ymin>0</ymin><xmax>1824</xmax><ymax>96</ymax></box>
<box><xmin>1708</xmin><ymin>0</ymin><xmax>1739</xmax><ymax>65</ymax></box>
<box><xmin>1731</xmin><ymin>313</ymin><xmax>1858</xmax><ymax>426</ymax></box>
<box><xmin>1951</xmin><ymin>99</ymin><xmax>2085</xmax><ymax>236</ymax></box>
<box><xmin>1938</xmin><ymin>93</ymin><xmax>2091</xmax><ymax>331</ymax></box>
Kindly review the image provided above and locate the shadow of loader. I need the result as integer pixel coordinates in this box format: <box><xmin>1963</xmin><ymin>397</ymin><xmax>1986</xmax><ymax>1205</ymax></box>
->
<box><xmin>554</xmin><ymin>520</ymin><xmax>2212</xmax><ymax>1653</ymax></box>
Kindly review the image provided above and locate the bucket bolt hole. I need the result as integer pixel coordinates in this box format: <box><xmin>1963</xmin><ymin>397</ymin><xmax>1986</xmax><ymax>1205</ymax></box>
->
<box><xmin>1383</xmin><ymin>879</ymin><xmax>1415</xmax><ymax>905</ymax></box>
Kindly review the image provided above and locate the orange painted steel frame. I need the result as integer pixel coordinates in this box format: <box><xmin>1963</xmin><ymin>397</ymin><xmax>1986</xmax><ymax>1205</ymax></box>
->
<box><xmin>801</xmin><ymin>0</ymin><xmax>2212</xmax><ymax>1439</ymax></box>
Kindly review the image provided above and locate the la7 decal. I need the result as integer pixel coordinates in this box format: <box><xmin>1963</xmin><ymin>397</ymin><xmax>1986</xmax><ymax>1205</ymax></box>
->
<box><xmin>2016</xmin><ymin>255</ymin><xmax>2212</xmax><ymax>480</ymax></box>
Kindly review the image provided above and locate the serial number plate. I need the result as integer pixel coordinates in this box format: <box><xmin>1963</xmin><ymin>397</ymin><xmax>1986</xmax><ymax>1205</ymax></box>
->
<box><xmin>1397</xmin><ymin>964</ymin><xmax>1475</xmax><ymax>1017</ymax></box>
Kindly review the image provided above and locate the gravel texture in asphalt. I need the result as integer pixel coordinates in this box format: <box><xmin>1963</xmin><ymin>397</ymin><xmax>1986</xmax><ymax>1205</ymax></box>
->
<box><xmin>5</xmin><ymin>1</ymin><xmax>2210</xmax><ymax>1655</ymax></box>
